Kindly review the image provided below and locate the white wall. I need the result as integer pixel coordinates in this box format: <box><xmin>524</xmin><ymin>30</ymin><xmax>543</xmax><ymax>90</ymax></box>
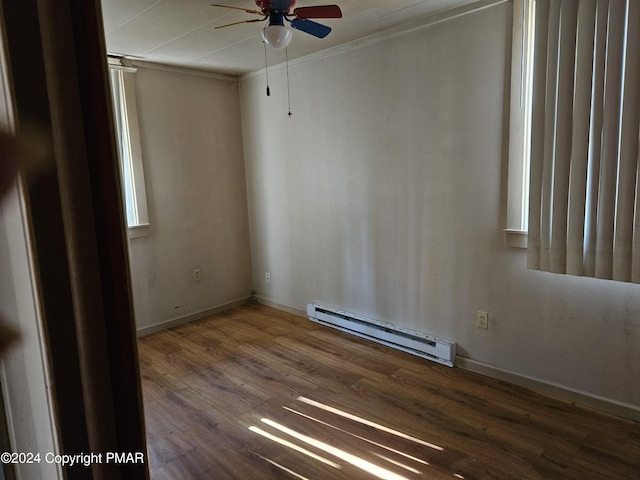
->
<box><xmin>130</xmin><ymin>66</ymin><xmax>252</xmax><ymax>333</ymax></box>
<box><xmin>240</xmin><ymin>2</ymin><xmax>640</xmax><ymax>417</ymax></box>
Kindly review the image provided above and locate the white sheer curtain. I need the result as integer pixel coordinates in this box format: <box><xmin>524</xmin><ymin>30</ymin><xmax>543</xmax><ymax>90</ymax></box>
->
<box><xmin>527</xmin><ymin>0</ymin><xmax>640</xmax><ymax>283</ymax></box>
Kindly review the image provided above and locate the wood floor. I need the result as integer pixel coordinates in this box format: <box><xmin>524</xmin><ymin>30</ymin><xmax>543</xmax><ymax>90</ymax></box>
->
<box><xmin>137</xmin><ymin>303</ymin><xmax>640</xmax><ymax>480</ymax></box>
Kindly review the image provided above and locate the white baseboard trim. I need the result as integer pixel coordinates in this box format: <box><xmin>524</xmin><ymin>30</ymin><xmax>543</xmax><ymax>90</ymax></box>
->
<box><xmin>456</xmin><ymin>356</ymin><xmax>640</xmax><ymax>422</ymax></box>
<box><xmin>136</xmin><ymin>297</ymin><xmax>250</xmax><ymax>337</ymax></box>
<box><xmin>252</xmin><ymin>296</ymin><xmax>307</xmax><ymax>318</ymax></box>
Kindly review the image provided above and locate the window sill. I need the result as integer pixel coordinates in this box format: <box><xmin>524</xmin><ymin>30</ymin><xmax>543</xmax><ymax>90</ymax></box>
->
<box><xmin>504</xmin><ymin>229</ymin><xmax>528</xmax><ymax>249</ymax></box>
<box><xmin>128</xmin><ymin>224</ymin><xmax>150</xmax><ymax>239</ymax></box>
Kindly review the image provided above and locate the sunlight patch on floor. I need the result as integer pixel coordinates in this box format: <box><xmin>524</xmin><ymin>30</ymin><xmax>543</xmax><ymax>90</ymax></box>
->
<box><xmin>297</xmin><ymin>396</ymin><xmax>444</xmax><ymax>451</ymax></box>
<box><xmin>248</xmin><ymin>425</ymin><xmax>341</xmax><ymax>468</ymax></box>
<box><xmin>261</xmin><ymin>418</ymin><xmax>411</xmax><ymax>480</ymax></box>
<box><xmin>371</xmin><ymin>452</ymin><xmax>423</xmax><ymax>474</ymax></box>
<box><xmin>247</xmin><ymin>395</ymin><xmax>451</xmax><ymax>478</ymax></box>
<box><xmin>254</xmin><ymin>453</ymin><xmax>312</xmax><ymax>480</ymax></box>
<box><xmin>283</xmin><ymin>406</ymin><xmax>430</xmax><ymax>466</ymax></box>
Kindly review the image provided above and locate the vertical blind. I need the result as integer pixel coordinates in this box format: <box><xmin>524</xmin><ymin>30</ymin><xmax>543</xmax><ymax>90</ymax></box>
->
<box><xmin>528</xmin><ymin>0</ymin><xmax>640</xmax><ymax>283</ymax></box>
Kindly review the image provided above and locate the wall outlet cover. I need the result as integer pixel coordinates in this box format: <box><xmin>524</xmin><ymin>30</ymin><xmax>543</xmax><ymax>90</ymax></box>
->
<box><xmin>477</xmin><ymin>311</ymin><xmax>489</xmax><ymax>329</ymax></box>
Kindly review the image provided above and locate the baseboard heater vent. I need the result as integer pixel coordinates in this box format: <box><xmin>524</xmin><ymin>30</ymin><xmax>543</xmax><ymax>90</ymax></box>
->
<box><xmin>307</xmin><ymin>303</ymin><xmax>456</xmax><ymax>367</ymax></box>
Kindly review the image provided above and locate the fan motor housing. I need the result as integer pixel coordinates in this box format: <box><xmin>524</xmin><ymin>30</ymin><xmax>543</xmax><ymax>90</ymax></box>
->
<box><xmin>255</xmin><ymin>0</ymin><xmax>297</xmax><ymax>13</ymax></box>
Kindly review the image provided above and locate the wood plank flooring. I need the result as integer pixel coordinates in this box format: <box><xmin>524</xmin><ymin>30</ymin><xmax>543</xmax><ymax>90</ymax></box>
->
<box><xmin>137</xmin><ymin>303</ymin><xmax>640</xmax><ymax>480</ymax></box>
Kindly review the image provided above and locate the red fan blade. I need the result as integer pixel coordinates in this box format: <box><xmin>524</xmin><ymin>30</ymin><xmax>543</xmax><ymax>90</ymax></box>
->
<box><xmin>211</xmin><ymin>4</ymin><xmax>263</xmax><ymax>15</ymax></box>
<box><xmin>293</xmin><ymin>5</ymin><xmax>342</xmax><ymax>19</ymax></box>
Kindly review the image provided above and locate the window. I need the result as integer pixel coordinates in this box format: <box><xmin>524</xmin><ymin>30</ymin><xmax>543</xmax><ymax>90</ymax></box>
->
<box><xmin>505</xmin><ymin>0</ymin><xmax>535</xmax><ymax>249</ymax></box>
<box><xmin>109</xmin><ymin>63</ymin><xmax>150</xmax><ymax>238</ymax></box>
<box><xmin>511</xmin><ymin>0</ymin><xmax>640</xmax><ymax>283</ymax></box>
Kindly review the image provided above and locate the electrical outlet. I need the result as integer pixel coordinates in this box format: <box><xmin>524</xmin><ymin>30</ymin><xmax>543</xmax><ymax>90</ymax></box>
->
<box><xmin>193</xmin><ymin>268</ymin><xmax>201</xmax><ymax>282</ymax></box>
<box><xmin>265</xmin><ymin>272</ymin><xmax>271</xmax><ymax>284</ymax></box>
<box><xmin>476</xmin><ymin>311</ymin><xmax>489</xmax><ymax>329</ymax></box>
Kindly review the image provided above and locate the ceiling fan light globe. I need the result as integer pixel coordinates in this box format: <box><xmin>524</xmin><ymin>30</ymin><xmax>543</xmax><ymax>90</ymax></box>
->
<box><xmin>262</xmin><ymin>25</ymin><xmax>293</xmax><ymax>49</ymax></box>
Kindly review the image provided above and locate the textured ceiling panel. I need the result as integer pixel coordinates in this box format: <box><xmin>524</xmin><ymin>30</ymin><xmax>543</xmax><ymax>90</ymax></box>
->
<box><xmin>102</xmin><ymin>0</ymin><xmax>486</xmax><ymax>74</ymax></box>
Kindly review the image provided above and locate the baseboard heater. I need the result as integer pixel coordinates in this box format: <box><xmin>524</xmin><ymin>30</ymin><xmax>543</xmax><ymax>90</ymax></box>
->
<box><xmin>307</xmin><ymin>303</ymin><xmax>456</xmax><ymax>367</ymax></box>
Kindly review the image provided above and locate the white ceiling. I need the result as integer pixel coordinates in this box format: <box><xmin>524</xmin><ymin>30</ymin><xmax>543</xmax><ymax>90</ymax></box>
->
<box><xmin>101</xmin><ymin>0</ymin><xmax>484</xmax><ymax>75</ymax></box>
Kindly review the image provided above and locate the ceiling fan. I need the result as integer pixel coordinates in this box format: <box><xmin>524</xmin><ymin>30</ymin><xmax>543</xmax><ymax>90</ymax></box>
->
<box><xmin>211</xmin><ymin>0</ymin><xmax>342</xmax><ymax>49</ymax></box>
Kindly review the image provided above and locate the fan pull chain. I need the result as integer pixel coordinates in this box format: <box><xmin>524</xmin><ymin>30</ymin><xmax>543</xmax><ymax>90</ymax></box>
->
<box><xmin>286</xmin><ymin>47</ymin><xmax>292</xmax><ymax>117</ymax></box>
<box><xmin>263</xmin><ymin>42</ymin><xmax>270</xmax><ymax>96</ymax></box>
